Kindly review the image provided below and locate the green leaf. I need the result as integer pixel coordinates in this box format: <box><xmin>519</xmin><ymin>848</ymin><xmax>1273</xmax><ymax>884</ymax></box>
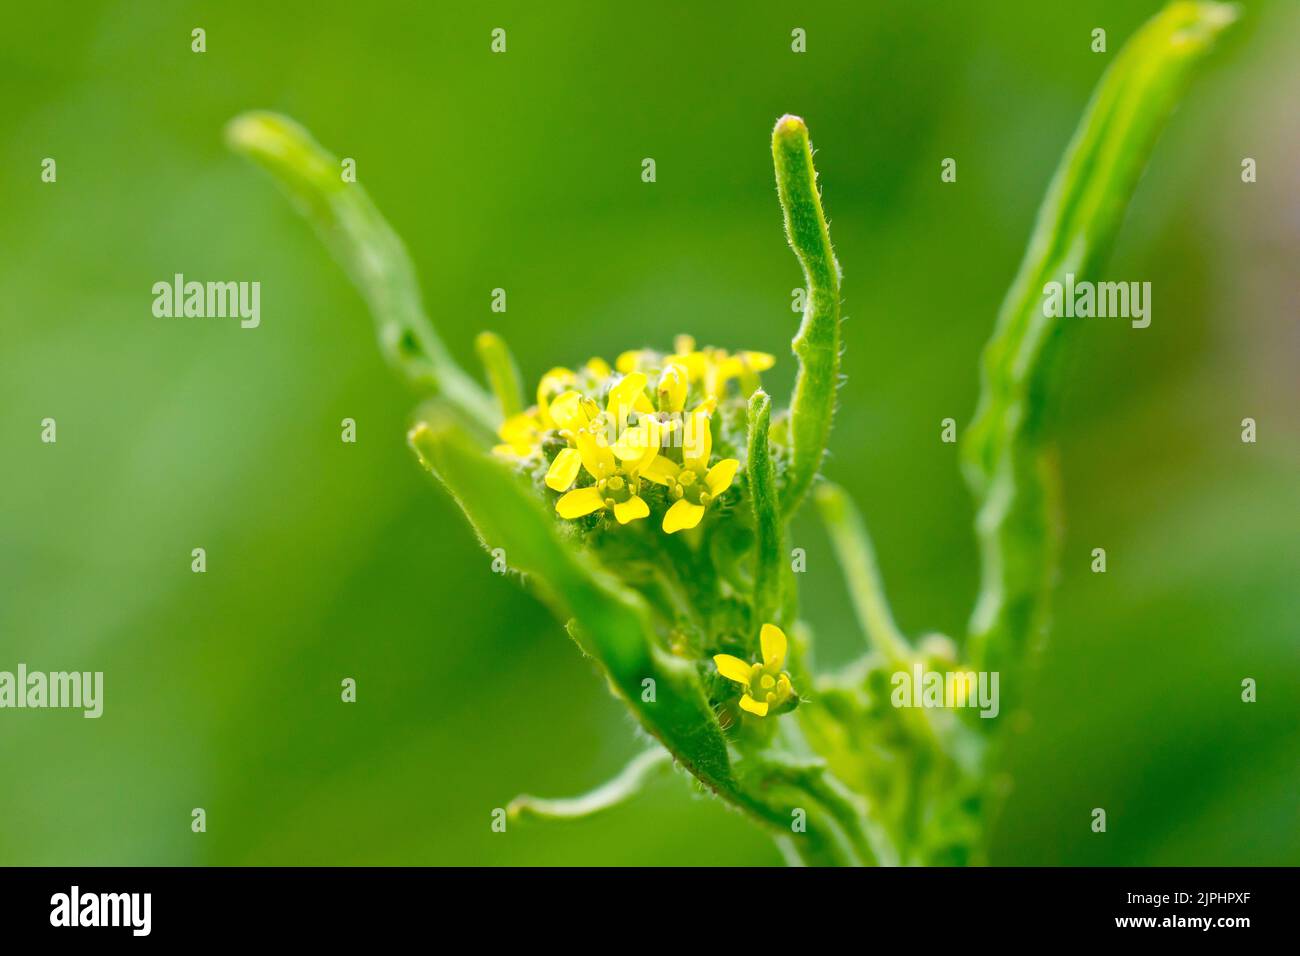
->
<box><xmin>961</xmin><ymin>2</ymin><xmax>1238</xmax><ymax>677</ymax></box>
<box><xmin>771</xmin><ymin>114</ymin><xmax>842</xmax><ymax>519</ymax></box>
<box><xmin>225</xmin><ymin>111</ymin><xmax>497</xmax><ymax>433</ymax></box>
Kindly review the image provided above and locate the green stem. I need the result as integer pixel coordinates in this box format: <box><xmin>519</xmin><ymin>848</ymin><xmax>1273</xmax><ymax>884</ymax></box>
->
<box><xmin>744</xmin><ymin>753</ymin><xmax>883</xmax><ymax>866</ymax></box>
<box><xmin>747</xmin><ymin>390</ymin><xmax>781</xmax><ymax>630</ymax></box>
<box><xmin>771</xmin><ymin>114</ymin><xmax>841</xmax><ymax>519</ymax></box>
<box><xmin>814</xmin><ymin>483</ymin><xmax>910</xmax><ymax>666</ymax></box>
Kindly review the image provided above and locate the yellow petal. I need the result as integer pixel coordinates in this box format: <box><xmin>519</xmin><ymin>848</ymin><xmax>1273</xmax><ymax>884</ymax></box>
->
<box><xmin>760</xmin><ymin>623</ymin><xmax>787</xmax><ymax>671</ymax></box>
<box><xmin>742</xmin><ymin>351</ymin><xmax>776</xmax><ymax>372</ymax></box>
<box><xmin>556</xmin><ymin>486</ymin><xmax>605</xmax><ymax>519</ymax></box>
<box><xmin>715</xmin><ymin>355</ymin><xmax>742</xmax><ymax>380</ymax></box>
<box><xmin>712</xmin><ymin>654</ymin><xmax>752</xmax><ymax>686</ymax></box>
<box><xmin>641</xmin><ymin>456</ymin><xmax>680</xmax><ymax>487</ymax></box>
<box><xmin>611</xmin><ymin>418</ymin><xmax>653</xmax><ymax>462</ymax></box>
<box><xmin>544</xmin><ymin>448</ymin><xmax>582</xmax><ymax>491</ymax></box>
<box><xmin>576</xmin><ymin>429</ymin><xmax>615</xmax><ymax>478</ymax></box>
<box><xmin>537</xmin><ymin>369</ymin><xmax>575</xmax><ymax>426</ymax></box>
<box><xmin>498</xmin><ymin>411</ymin><xmax>537</xmax><ymax>443</ymax></box>
<box><xmin>585</xmin><ymin>357</ymin><xmax>612</xmax><ymax>379</ymax></box>
<box><xmin>662</xmin><ymin>499</ymin><xmax>704</xmax><ymax>534</ymax></box>
<box><xmin>656</xmin><ymin>364</ymin><xmax>688</xmax><ymax>413</ymax></box>
<box><xmin>674</xmin><ymin>351</ymin><xmax>708</xmax><ymax>382</ymax></box>
<box><xmin>691</xmin><ymin>396</ymin><xmax>717</xmax><ymax>415</ymax></box>
<box><xmin>548</xmin><ymin>390</ymin><xmax>589</xmax><ymax>432</ymax></box>
<box><xmin>631</xmin><ymin>419</ymin><xmax>663</xmax><ymax>474</ymax></box>
<box><xmin>613</xmin><ymin>495</ymin><xmax>650</xmax><ymax>525</ymax></box>
<box><xmin>615</xmin><ymin>350</ymin><xmax>644</xmax><ymax>374</ymax></box>
<box><xmin>706</xmin><ymin>458</ymin><xmax>739</xmax><ymax>496</ymax></box>
<box><xmin>538</xmin><ymin>367</ymin><xmax>575</xmax><ymax>395</ymax></box>
<box><xmin>606</xmin><ymin>372</ymin><xmax>648</xmax><ymax>421</ymax></box>
<box><xmin>683</xmin><ymin>409</ymin><xmax>712</xmax><ymax>468</ymax></box>
<box><xmin>673</xmin><ymin>334</ymin><xmax>697</xmax><ymax>355</ymax></box>
<box><xmin>739</xmin><ymin>694</ymin><xmax>769</xmax><ymax>717</ymax></box>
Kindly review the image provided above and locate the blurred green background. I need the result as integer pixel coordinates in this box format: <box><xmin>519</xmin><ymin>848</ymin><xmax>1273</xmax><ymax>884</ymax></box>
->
<box><xmin>2</xmin><ymin>1</ymin><xmax>1296</xmax><ymax>865</ymax></box>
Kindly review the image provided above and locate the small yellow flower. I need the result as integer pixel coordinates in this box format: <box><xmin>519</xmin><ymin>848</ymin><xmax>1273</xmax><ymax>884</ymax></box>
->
<box><xmin>665</xmin><ymin>334</ymin><xmax>710</xmax><ymax>385</ymax></box>
<box><xmin>655</xmin><ymin>362</ymin><xmax>689</xmax><ymax>414</ymax></box>
<box><xmin>617</xmin><ymin>336</ymin><xmax>774</xmax><ymax>405</ymax></box>
<box><xmin>554</xmin><ymin>422</ymin><xmax>660</xmax><ymax>525</ymax></box>
<box><xmin>614</xmin><ymin>349</ymin><xmax>651</xmax><ymax>375</ymax></box>
<box><xmin>605</xmin><ymin>371</ymin><xmax>656</xmax><ymax>435</ymax></box>
<box><xmin>536</xmin><ymin>367</ymin><xmax>577</xmax><ymax>429</ymax></box>
<box><xmin>548</xmin><ymin>374</ymin><xmax>660</xmax><ymax>528</ymax></box>
<box><xmin>544</xmin><ymin>373</ymin><xmax>658</xmax><ymax>493</ymax></box>
<box><xmin>643</xmin><ymin>407</ymin><xmax>738</xmax><ymax>533</ymax></box>
<box><xmin>583</xmin><ymin>356</ymin><xmax>612</xmax><ymax>379</ymax></box>
<box><xmin>543</xmin><ymin>389</ymin><xmax>598</xmax><ymax>490</ymax></box>
<box><xmin>712</xmin><ymin>350</ymin><xmax>775</xmax><ymax>397</ymax></box>
<box><xmin>667</xmin><ymin>335</ymin><xmax>774</xmax><ymax>400</ymax></box>
<box><xmin>713</xmin><ymin>624</ymin><xmax>796</xmax><ymax>717</ymax></box>
<box><xmin>496</xmin><ymin>359</ymin><xmax>619</xmax><ymax>461</ymax></box>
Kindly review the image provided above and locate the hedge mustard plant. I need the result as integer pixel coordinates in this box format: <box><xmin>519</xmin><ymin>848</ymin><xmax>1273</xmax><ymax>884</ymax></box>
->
<box><xmin>227</xmin><ymin>2</ymin><xmax>1237</xmax><ymax>865</ymax></box>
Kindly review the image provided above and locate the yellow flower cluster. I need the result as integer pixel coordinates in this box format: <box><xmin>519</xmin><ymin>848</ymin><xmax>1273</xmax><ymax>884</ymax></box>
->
<box><xmin>493</xmin><ymin>336</ymin><xmax>774</xmax><ymax>534</ymax></box>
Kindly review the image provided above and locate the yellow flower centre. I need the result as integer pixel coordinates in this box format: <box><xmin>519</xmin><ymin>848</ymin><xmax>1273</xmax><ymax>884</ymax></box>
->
<box><xmin>598</xmin><ymin>474</ymin><xmax>637</xmax><ymax>507</ymax></box>
<box><xmin>749</xmin><ymin>661</ymin><xmax>793</xmax><ymax>710</ymax></box>
<box><xmin>672</xmin><ymin>467</ymin><xmax>712</xmax><ymax>506</ymax></box>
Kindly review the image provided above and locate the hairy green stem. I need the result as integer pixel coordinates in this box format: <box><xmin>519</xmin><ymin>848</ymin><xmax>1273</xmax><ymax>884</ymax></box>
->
<box><xmin>747</xmin><ymin>390</ymin><xmax>781</xmax><ymax>631</ymax></box>
<box><xmin>772</xmin><ymin>114</ymin><xmax>841</xmax><ymax>519</ymax></box>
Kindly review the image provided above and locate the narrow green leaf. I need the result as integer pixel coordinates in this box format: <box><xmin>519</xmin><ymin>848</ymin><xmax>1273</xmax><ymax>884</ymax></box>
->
<box><xmin>772</xmin><ymin>114</ymin><xmax>842</xmax><ymax>518</ymax></box>
<box><xmin>225</xmin><ymin>111</ymin><xmax>497</xmax><ymax>433</ymax></box>
<box><xmin>961</xmin><ymin>2</ymin><xmax>1237</xmax><ymax>676</ymax></box>
<box><xmin>507</xmin><ymin>748</ymin><xmax>672</xmax><ymax>823</ymax></box>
